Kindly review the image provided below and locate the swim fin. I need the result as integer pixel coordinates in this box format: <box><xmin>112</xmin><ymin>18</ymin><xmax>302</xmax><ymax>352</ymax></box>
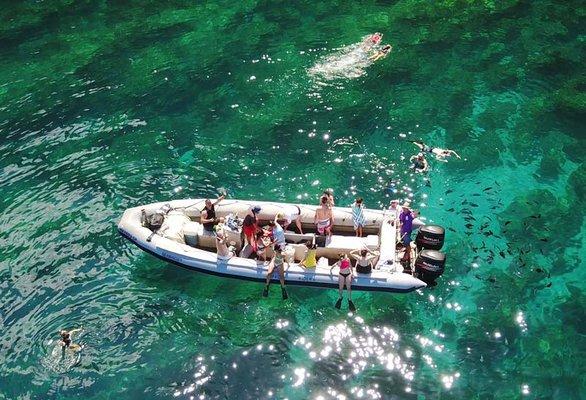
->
<box><xmin>348</xmin><ymin>300</ymin><xmax>356</xmax><ymax>312</ymax></box>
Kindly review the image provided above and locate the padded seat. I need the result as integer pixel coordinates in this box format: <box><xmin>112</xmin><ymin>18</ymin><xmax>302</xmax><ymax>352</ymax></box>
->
<box><xmin>284</xmin><ymin>232</ymin><xmax>316</xmax><ymax>245</ymax></box>
<box><xmin>316</xmin><ymin>234</ymin><xmax>379</xmax><ymax>259</ymax></box>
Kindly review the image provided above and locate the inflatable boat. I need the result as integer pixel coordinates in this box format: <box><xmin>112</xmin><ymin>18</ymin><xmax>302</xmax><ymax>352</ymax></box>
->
<box><xmin>118</xmin><ymin>199</ymin><xmax>447</xmax><ymax>293</ymax></box>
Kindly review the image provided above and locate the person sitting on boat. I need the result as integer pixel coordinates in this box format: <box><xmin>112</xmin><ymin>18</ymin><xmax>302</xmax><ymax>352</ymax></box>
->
<box><xmin>351</xmin><ymin>197</ymin><xmax>366</xmax><ymax>237</ymax></box>
<box><xmin>410</xmin><ymin>153</ymin><xmax>429</xmax><ymax>173</ymax></box>
<box><xmin>315</xmin><ymin>196</ymin><xmax>333</xmax><ymax>237</ymax></box>
<box><xmin>254</xmin><ymin>230</ymin><xmax>271</xmax><ymax>261</ymax></box>
<box><xmin>242</xmin><ymin>205</ymin><xmax>261</xmax><ymax>250</ymax></box>
<box><xmin>369</xmin><ymin>44</ymin><xmax>392</xmax><ymax>62</ymax></box>
<box><xmin>350</xmin><ymin>248</ymin><xmax>379</xmax><ymax>274</ymax></box>
<box><xmin>299</xmin><ymin>241</ymin><xmax>317</xmax><ymax>268</ymax></box>
<box><xmin>331</xmin><ymin>254</ymin><xmax>355</xmax><ymax>312</ymax></box>
<box><xmin>278</xmin><ymin>205</ymin><xmax>303</xmax><ymax>234</ymax></box>
<box><xmin>215</xmin><ymin>229</ymin><xmax>234</xmax><ymax>259</ymax></box>
<box><xmin>59</xmin><ymin>327</ymin><xmax>83</xmax><ymax>352</ymax></box>
<box><xmin>201</xmin><ymin>195</ymin><xmax>225</xmax><ymax>234</ymax></box>
<box><xmin>268</xmin><ymin>217</ymin><xmax>286</xmax><ymax>248</ymax></box>
<box><xmin>410</xmin><ymin>140</ymin><xmax>461</xmax><ymax>162</ymax></box>
<box><xmin>322</xmin><ymin>188</ymin><xmax>335</xmax><ymax>208</ymax></box>
<box><xmin>399</xmin><ymin>202</ymin><xmax>417</xmax><ymax>265</ymax></box>
<box><xmin>262</xmin><ymin>244</ymin><xmax>289</xmax><ymax>300</ymax></box>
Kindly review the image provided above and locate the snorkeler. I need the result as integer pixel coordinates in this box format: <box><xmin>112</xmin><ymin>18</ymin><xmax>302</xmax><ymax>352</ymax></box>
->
<box><xmin>59</xmin><ymin>327</ymin><xmax>83</xmax><ymax>352</ymax></box>
<box><xmin>410</xmin><ymin>153</ymin><xmax>429</xmax><ymax>173</ymax></box>
<box><xmin>369</xmin><ymin>44</ymin><xmax>392</xmax><ymax>62</ymax></box>
<box><xmin>410</xmin><ymin>140</ymin><xmax>461</xmax><ymax>162</ymax></box>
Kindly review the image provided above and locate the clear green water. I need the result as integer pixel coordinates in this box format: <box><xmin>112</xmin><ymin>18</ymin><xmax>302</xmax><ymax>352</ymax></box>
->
<box><xmin>1</xmin><ymin>1</ymin><xmax>584</xmax><ymax>399</ymax></box>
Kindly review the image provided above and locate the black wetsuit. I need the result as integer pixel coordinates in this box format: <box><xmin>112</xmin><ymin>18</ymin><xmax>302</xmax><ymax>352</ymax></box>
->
<box><xmin>202</xmin><ymin>205</ymin><xmax>216</xmax><ymax>232</ymax></box>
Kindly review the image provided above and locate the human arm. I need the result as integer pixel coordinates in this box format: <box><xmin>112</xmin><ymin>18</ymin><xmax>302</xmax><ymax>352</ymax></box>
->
<box><xmin>201</xmin><ymin>210</ymin><xmax>214</xmax><ymax>224</ymax></box>
<box><xmin>69</xmin><ymin>327</ymin><xmax>83</xmax><ymax>336</ymax></box>
<box><xmin>212</xmin><ymin>195</ymin><xmax>225</xmax><ymax>206</ymax></box>
<box><xmin>451</xmin><ymin>150</ymin><xmax>461</xmax><ymax>159</ymax></box>
<box><xmin>330</xmin><ymin>260</ymin><xmax>339</xmax><ymax>273</ymax></box>
<box><xmin>349</xmin><ymin>249</ymin><xmax>360</xmax><ymax>260</ymax></box>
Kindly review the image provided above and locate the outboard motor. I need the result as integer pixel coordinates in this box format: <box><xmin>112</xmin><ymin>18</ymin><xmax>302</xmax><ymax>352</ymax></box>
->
<box><xmin>416</xmin><ymin>225</ymin><xmax>445</xmax><ymax>250</ymax></box>
<box><xmin>414</xmin><ymin>249</ymin><xmax>446</xmax><ymax>283</ymax></box>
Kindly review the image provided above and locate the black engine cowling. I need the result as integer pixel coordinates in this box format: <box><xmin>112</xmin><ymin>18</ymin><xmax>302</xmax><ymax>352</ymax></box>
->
<box><xmin>415</xmin><ymin>225</ymin><xmax>445</xmax><ymax>250</ymax></box>
<box><xmin>414</xmin><ymin>249</ymin><xmax>446</xmax><ymax>283</ymax></box>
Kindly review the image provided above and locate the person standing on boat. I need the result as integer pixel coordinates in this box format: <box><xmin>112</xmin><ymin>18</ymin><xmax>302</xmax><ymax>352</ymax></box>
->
<box><xmin>268</xmin><ymin>217</ymin><xmax>286</xmax><ymax>248</ymax></box>
<box><xmin>388</xmin><ymin>199</ymin><xmax>402</xmax><ymax>224</ymax></box>
<box><xmin>331</xmin><ymin>254</ymin><xmax>356</xmax><ymax>312</ymax></box>
<box><xmin>399</xmin><ymin>203</ymin><xmax>417</xmax><ymax>264</ymax></box>
<box><xmin>322</xmin><ymin>189</ymin><xmax>335</xmax><ymax>208</ymax></box>
<box><xmin>243</xmin><ymin>206</ymin><xmax>261</xmax><ymax>251</ymax></box>
<box><xmin>278</xmin><ymin>205</ymin><xmax>303</xmax><ymax>234</ymax></box>
<box><xmin>201</xmin><ymin>195</ymin><xmax>225</xmax><ymax>234</ymax></box>
<box><xmin>262</xmin><ymin>244</ymin><xmax>289</xmax><ymax>300</ymax></box>
<box><xmin>315</xmin><ymin>196</ymin><xmax>333</xmax><ymax>237</ymax></box>
<box><xmin>351</xmin><ymin>197</ymin><xmax>366</xmax><ymax>237</ymax></box>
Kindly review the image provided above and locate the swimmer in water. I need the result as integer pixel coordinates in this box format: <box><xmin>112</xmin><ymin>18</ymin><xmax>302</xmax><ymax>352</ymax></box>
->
<box><xmin>410</xmin><ymin>140</ymin><xmax>461</xmax><ymax>162</ymax></box>
<box><xmin>59</xmin><ymin>327</ymin><xmax>83</xmax><ymax>352</ymax></box>
<box><xmin>369</xmin><ymin>44</ymin><xmax>393</xmax><ymax>62</ymax></box>
<box><xmin>410</xmin><ymin>153</ymin><xmax>429</xmax><ymax>173</ymax></box>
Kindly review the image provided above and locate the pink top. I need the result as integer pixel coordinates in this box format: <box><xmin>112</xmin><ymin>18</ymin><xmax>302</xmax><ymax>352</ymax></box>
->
<box><xmin>340</xmin><ymin>258</ymin><xmax>351</xmax><ymax>270</ymax></box>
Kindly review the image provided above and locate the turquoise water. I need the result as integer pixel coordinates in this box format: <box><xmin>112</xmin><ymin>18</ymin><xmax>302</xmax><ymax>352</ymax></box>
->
<box><xmin>1</xmin><ymin>1</ymin><xmax>584</xmax><ymax>399</ymax></box>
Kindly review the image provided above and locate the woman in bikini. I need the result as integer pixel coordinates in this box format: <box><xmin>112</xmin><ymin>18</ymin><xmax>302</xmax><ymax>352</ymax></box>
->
<box><xmin>330</xmin><ymin>254</ymin><xmax>356</xmax><ymax>312</ymax></box>
<box><xmin>410</xmin><ymin>140</ymin><xmax>461</xmax><ymax>162</ymax></box>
